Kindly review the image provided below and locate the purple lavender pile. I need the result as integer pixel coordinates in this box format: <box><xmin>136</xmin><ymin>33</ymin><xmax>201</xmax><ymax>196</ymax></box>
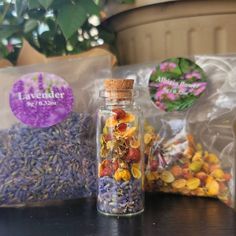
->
<box><xmin>97</xmin><ymin>177</ymin><xmax>144</xmax><ymax>215</ymax></box>
<box><xmin>0</xmin><ymin>112</ymin><xmax>96</xmax><ymax>206</ymax></box>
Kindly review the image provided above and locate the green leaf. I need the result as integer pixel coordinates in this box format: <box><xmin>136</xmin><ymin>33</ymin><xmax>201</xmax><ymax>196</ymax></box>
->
<box><xmin>165</xmin><ymin>96</ymin><xmax>196</xmax><ymax>112</ymax></box>
<box><xmin>51</xmin><ymin>0</ymin><xmax>68</xmax><ymax>9</ymax></box>
<box><xmin>68</xmin><ymin>33</ymin><xmax>79</xmax><ymax>47</ymax></box>
<box><xmin>79</xmin><ymin>0</ymin><xmax>100</xmax><ymax>15</ymax></box>
<box><xmin>57</xmin><ymin>3</ymin><xmax>87</xmax><ymax>39</ymax></box>
<box><xmin>24</xmin><ymin>19</ymin><xmax>38</xmax><ymax>33</ymax></box>
<box><xmin>38</xmin><ymin>0</ymin><xmax>54</xmax><ymax>9</ymax></box>
<box><xmin>171</xmin><ymin>67</ymin><xmax>182</xmax><ymax>77</ymax></box>
<box><xmin>179</xmin><ymin>58</ymin><xmax>190</xmax><ymax>74</ymax></box>
<box><xmin>15</xmin><ymin>0</ymin><xmax>28</xmax><ymax>16</ymax></box>
<box><xmin>0</xmin><ymin>25</ymin><xmax>20</xmax><ymax>40</ymax></box>
<box><xmin>0</xmin><ymin>45</ymin><xmax>9</xmax><ymax>58</ymax></box>
<box><xmin>28</xmin><ymin>0</ymin><xmax>41</xmax><ymax>9</ymax></box>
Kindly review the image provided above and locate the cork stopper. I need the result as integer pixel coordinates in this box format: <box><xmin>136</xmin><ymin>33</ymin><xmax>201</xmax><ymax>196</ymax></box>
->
<box><xmin>103</xmin><ymin>79</ymin><xmax>134</xmax><ymax>101</ymax></box>
<box><xmin>104</xmin><ymin>79</ymin><xmax>134</xmax><ymax>90</ymax></box>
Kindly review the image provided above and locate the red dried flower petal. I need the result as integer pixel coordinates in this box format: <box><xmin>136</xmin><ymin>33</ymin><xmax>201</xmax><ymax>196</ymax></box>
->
<box><xmin>126</xmin><ymin>148</ymin><xmax>141</xmax><ymax>163</ymax></box>
<box><xmin>150</xmin><ymin>160</ymin><xmax>158</xmax><ymax>171</ymax></box>
<box><xmin>112</xmin><ymin>109</ymin><xmax>127</xmax><ymax>120</ymax></box>
<box><xmin>117</xmin><ymin>123</ymin><xmax>127</xmax><ymax>132</ymax></box>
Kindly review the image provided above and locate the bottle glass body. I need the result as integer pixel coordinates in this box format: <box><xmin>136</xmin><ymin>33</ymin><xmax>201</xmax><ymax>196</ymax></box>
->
<box><xmin>96</xmin><ymin>97</ymin><xmax>144</xmax><ymax>216</ymax></box>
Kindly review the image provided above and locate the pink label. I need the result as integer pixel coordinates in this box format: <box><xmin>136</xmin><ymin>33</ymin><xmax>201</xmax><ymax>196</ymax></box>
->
<box><xmin>149</xmin><ymin>58</ymin><xmax>207</xmax><ymax>112</ymax></box>
<box><xmin>9</xmin><ymin>72</ymin><xmax>74</xmax><ymax>128</ymax></box>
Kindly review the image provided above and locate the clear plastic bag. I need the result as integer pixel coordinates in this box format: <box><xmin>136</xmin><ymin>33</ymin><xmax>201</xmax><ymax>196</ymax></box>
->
<box><xmin>0</xmin><ymin>56</ymin><xmax>111</xmax><ymax>207</ymax></box>
<box><xmin>113</xmin><ymin>56</ymin><xmax>236</xmax><ymax>208</ymax></box>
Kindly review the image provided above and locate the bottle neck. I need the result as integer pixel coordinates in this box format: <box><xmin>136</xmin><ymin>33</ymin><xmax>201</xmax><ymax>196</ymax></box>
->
<box><xmin>100</xmin><ymin>89</ymin><xmax>135</xmax><ymax>108</ymax></box>
<box><xmin>103</xmin><ymin>98</ymin><xmax>134</xmax><ymax>108</ymax></box>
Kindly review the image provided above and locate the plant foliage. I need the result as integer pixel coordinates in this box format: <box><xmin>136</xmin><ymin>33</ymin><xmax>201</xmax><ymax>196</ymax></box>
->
<box><xmin>0</xmin><ymin>0</ymin><xmax>135</xmax><ymax>64</ymax></box>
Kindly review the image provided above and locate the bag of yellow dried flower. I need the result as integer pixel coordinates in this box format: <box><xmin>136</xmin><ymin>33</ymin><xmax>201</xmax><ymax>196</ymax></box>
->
<box><xmin>113</xmin><ymin>56</ymin><xmax>236</xmax><ymax>209</ymax></box>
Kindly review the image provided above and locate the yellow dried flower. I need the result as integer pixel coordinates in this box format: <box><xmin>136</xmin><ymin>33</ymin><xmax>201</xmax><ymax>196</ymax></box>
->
<box><xmin>105</xmin><ymin>117</ymin><xmax>118</xmax><ymax>127</ymax></box>
<box><xmin>120</xmin><ymin>113</ymin><xmax>135</xmax><ymax>123</ymax></box>
<box><xmin>146</xmin><ymin>172</ymin><xmax>159</xmax><ymax>182</ymax></box>
<box><xmin>161</xmin><ymin>171</ymin><xmax>175</xmax><ymax>183</ymax></box>
<box><xmin>186</xmin><ymin>178</ymin><xmax>200</xmax><ymax>190</ymax></box>
<box><xmin>120</xmin><ymin>169</ymin><xmax>131</xmax><ymax>181</ymax></box>
<box><xmin>144</xmin><ymin>133</ymin><xmax>153</xmax><ymax>144</ymax></box>
<box><xmin>114</xmin><ymin>169</ymin><xmax>131</xmax><ymax>182</ymax></box>
<box><xmin>189</xmin><ymin>161</ymin><xmax>203</xmax><ymax>172</ymax></box>
<box><xmin>122</xmin><ymin>127</ymin><xmax>137</xmax><ymax>138</ymax></box>
<box><xmin>144</xmin><ymin>124</ymin><xmax>155</xmax><ymax>133</ymax></box>
<box><xmin>106</xmin><ymin>141</ymin><xmax>114</xmax><ymax>150</ymax></box>
<box><xmin>196</xmin><ymin>143</ymin><xmax>203</xmax><ymax>151</ymax></box>
<box><xmin>172</xmin><ymin>179</ymin><xmax>187</xmax><ymax>189</ymax></box>
<box><xmin>100</xmin><ymin>145</ymin><xmax>108</xmax><ymax>158</ymax></box>
<box><xmin>211</xmin><ymin>169</ymin><xmax>225</xmax><ymax>181</ymax></box>
<box><xmin>206</xmin><ymin>153</ymin><xmax>219</xmax><ymax>164</ymax></box>
<box><xmin>192</xmin><ymin>151</ymin><xmax>202</xmax><ymax>162</ymax></box>
<box><xmin>130</xmin><ymin>138</ymin><xmax>140</xmax><ymax>148</ymax></box>
<box><xmin>131</xmin><ymin>166</ymin><xmax>142</xmax><ymax>179</ymax></box>
<box><xmin>206</xmin><ymin>179</ymin><xmax>220</xmax><ymax>196</ymax></box>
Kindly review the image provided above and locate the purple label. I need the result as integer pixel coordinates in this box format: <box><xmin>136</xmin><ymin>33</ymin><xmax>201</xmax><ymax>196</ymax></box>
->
<box><xmin>9</xmin><ymin>72</ymin><xmax>74</xmax><ymax>128</ymax></box>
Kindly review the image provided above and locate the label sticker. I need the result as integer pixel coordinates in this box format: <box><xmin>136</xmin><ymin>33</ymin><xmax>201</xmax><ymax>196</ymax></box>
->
<box><xmin>148</xmin><ymin>58</ymin><xmax>207</xmax><ymax>112</ymax></box>
<box><xmin>9</xmin><ymin>72</ymin><xmax>74</xmax><ymax>128</ymax></box>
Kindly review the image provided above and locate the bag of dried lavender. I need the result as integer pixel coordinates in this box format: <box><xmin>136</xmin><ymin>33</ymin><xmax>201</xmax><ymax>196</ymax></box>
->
<box><xmin>0</xmin><ymin>56</ymin><xmax>111</xmax><ymax>206</ymax></box>
<box><xmin>113</xmin><ymin>56</ymin><xmax>236</xmax><ymax>209</ymax></box>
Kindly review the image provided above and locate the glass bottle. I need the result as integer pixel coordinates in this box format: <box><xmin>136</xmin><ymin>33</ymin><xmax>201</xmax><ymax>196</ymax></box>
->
<box><xmin>97</xmin><ymin>79</ymin><xmax>144</xmax><ymax>216</ymax></box>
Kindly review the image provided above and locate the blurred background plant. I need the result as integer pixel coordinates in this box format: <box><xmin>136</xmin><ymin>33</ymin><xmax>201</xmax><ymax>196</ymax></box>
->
<box><xmin>0</xmin><ymin>0</ymin><xmax>135</xmax><ymax>64</ymax></box>
<box><xmin>0</xmin><ymin>1</ymin><xmax>21</xmax><ymax>64</ymax></box>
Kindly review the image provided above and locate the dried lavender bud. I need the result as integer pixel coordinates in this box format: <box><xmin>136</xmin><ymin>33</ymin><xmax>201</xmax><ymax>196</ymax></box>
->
<box><xmin>97</xmin><ymin>176</ymin><xmax>144</xmax><ymax>215</ymax></box>
<box><xmin>0</xmin><ymin>112</ymin><xmax>96</xmax><ymax>206</ymax></box>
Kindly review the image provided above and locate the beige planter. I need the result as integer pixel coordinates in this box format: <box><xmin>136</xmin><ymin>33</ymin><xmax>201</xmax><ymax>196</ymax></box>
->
<box><xmin>0</xmin><ymin>59</ymin><xmax>12</xmax><ymax>68</ymax></box>
<box><xmin>106</xmin><ymin>0</ymin><xmax>236</xmax><ymax>65</ymax></box>
<box><xmin>17</xmin><ymin>40</ymin><xmax>117</xmax><ymax>66</ymax></box>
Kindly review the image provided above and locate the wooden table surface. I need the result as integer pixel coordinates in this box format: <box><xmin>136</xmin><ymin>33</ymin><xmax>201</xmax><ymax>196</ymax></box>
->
<box><xmin>0</xmin><ymin>193</ymin><xmax>235</xmax><ymax>236</ymax></box>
